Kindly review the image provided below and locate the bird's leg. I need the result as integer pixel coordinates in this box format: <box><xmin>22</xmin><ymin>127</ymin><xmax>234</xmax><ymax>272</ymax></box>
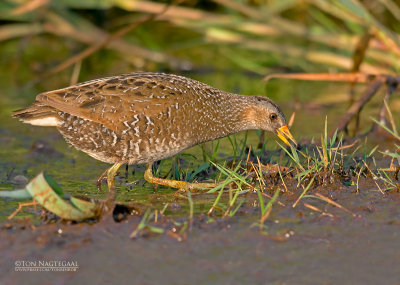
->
<box><xmin>96</xmin><ymin>168</ymin><xmax>109</xmax><ymax>191</ymax></box>
<box><xmin>125</xmin><ymin>164</ymin><xmax>129</xmax><ymax>182</ymax></box>
<box><xmin>144</xmin><ymin>163</ymin><xmax>219</xmax><ymax>191</ymax></box>
<box><xmin>101</xmin><ymin>162</ymin><xmax>123</xmax><ymax>214</ymax></box>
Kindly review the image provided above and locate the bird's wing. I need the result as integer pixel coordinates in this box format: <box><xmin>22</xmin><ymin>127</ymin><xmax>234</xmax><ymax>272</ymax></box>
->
<box><xmin>36</xmin><ymin>73</ymin><xmax>190</xmax><ymax>133</ymax></box>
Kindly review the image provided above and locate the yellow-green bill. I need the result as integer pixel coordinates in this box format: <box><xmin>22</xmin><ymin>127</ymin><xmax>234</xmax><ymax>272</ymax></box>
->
<box><xmin>277</xmin><ymin>125</ymin><xmax>297</xmax><ymax>146</ymax></box>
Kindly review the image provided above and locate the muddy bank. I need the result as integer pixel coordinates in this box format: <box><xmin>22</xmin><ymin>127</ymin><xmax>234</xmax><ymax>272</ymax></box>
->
<box><xmin>1</xmin><ymin>183</ymin><xmax>400</xmax><ymax>284</ymax></box>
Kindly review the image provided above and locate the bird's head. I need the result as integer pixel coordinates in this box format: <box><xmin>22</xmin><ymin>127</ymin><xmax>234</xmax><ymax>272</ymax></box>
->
<box><xmin>243</xmin><ymin>96</ymin><xmax>296</xmax><ymax>146</ymax></box>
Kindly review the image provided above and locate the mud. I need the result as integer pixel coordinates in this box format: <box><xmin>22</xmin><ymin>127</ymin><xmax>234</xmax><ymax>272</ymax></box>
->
<box><xmin>1</xmin><ymin>175</ymin><xmax>400</xmax><ymax>284</ymax></box>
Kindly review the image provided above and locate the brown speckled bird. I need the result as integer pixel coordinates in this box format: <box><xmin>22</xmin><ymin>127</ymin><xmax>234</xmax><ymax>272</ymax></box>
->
<box><xmin>13</xmin><ymin>72</ymin><xmax>295</xmax><ymax>202</ymax></box>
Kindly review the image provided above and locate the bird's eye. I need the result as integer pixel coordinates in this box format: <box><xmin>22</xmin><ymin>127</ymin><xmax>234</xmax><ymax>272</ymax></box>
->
<box><xmin>269</xmin><ymin>113</ymin><xmax>277</xmax><ymax>121</ymax></box>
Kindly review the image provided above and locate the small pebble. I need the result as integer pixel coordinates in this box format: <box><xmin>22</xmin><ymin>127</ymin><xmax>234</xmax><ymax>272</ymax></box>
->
<box><xmin>11</xmin><ymin>175</ymin><xmax>29</xmax><ymax>188</ymax></box>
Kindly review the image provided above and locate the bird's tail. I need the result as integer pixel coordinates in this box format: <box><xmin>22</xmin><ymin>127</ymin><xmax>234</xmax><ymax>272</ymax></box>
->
<box><xmin>13</xmin><ymin>102</ymin><xmax>59</xmax><ymax>126</ymax></box>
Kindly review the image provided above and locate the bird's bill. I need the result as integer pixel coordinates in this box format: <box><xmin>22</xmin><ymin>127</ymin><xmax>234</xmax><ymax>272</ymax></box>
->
<box><xmin>277</xmin><ymin>125</ymin><xmax>297</xmax><ymax>146</ymax></box>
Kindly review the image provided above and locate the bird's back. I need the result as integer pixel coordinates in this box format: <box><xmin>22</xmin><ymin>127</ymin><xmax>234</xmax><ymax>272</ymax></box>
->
<box><xmin>13</xmin><ymin>72</ymin><xmax>237</xmax><ymax>164</ymax></box>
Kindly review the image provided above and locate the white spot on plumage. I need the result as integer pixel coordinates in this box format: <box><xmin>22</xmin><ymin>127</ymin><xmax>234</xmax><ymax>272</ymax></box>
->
<box><xmin>134</xmin><ymin>126</ymin><xmax>140</xmax><ymax>137</ymax></box>
<box><xmin>90</xmin><ymin>137</ymin><xmax>99</xmax><ymax>148</ymax></box>
<box><xmin>122</xmin><ymin>121</ymin><xmax>131</xmax><ymax>135</ymax></box>
<box><xmin>145</xmin><ymin>116</ymin><xmax>154</xmax><ymax>126</ymax></box>
<box><xmin>123</xmin><ymin>86</ymin><xmax>139</xmax><ymax>93</ymax></box>
<box><xmin>131</xmin><ymin>114</ymin><xmax>139</xmax><ymax>126</ymax></box>
<box><xmin>122</xmin><ymin>141</ymin><xmax>128</xmax><ymax>158</ymax></box>
<box><xmin>111</xmin><ymin>132</ymin><xmax>118</xmax><ymax>146</ymax></box>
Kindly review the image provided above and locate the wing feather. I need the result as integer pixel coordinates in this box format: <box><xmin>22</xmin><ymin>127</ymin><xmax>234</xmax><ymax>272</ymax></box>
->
<box><xmin>35</xmin><ymin>73</ymin><xmax>191</xmax><ymax>132</ymax></box>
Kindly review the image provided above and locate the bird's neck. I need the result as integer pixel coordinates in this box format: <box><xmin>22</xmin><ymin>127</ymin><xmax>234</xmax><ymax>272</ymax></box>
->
<box><xmin>223</xmin><ymin>93</ymin><xmax>258</xmax><ymax>130</ymax></box>
<box><xmin>197</xmin><ymin>93</ymin><xmax>257</xmax><ymax>142</ymax></box>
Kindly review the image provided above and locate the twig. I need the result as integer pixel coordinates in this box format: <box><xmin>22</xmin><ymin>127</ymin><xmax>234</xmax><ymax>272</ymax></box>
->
<box><xmin>264</xmin><ymin>72</ymin><xmax>373</xmax><ymax>83</ymax></box>
<box><xmin>335</xmin><ymin>76</ymin><xmax>386</xmax><ymax>135</ymax></box>
<box><xmin>69</xmin><ymin>61</ymin><xmax>82</xmax><ymax>86</ymax></box>
<box><xmin>212</xmin><ymin>0</ymin><xmax>263</xmax><ymax>20</ymax></box>
<box><xmin>259</xmin><ymin>206</ymin><xmax>272</xmax><ymax>228</ymax></box>
<box><xmin>11</xmin><ymin>0</ymin><xmax>49</xmax><ymax>15</ymax></box>
<box><xmin>261</xmin><ymin>192</ymin><xmax>285</xmax><ymax>207</ymax></box>
<box><xmin>303</xmin><ymin>202</ymin><xmax>334</xmax><ymax>218</ymax></box>
<box><xmin>288</xmin><ymin>112</ymin><xmax>295</xmax><ymax>128</ymax></box>
<box><xmin>8</xmin><ymin>199</ymin><xmax>40</xmax><ymax>220</ymax></box>
<box><xmin>315</xmin><ymin>193</ymin><xmax>356</xmax><ymax>217</ymax></box>
<box><xmin>246</xmin><ymin>145</ymin><xmax>252</xmax><ymax>165</ymax></box>
<box><xmin>293</xmin><ymin>175</ymin><xmax>315</xmax><ymax>208</ymax></box>
<box><xmin>42</xmin><ymin>0</ymin><xmax>184</xmax><ymax>79</ymax></box>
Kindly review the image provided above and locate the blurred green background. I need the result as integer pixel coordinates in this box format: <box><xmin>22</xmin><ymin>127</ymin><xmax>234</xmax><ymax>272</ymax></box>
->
<box><xmin>0</xmin><ymin>0</ymin><xmax>399</xmax><ymax>204</ymax></box>
<box><xmin>2</xmin><ymin>0</ymin><xmax>400</xmax><ymax>130</ymax></box>
<box><xmin>1</xmin><ymin>0</ymin><xmax>399</xmax><ymax>98</ymax></box>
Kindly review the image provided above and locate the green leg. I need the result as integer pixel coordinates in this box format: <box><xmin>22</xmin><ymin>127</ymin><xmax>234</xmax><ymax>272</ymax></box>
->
<box><xmin>96</xmin><ymin>168</ymin><xmax>108</xmax><ymax>191</ymax></box>
<box><xmin>102</xmin><ymin>162</ymin><xmax>123</xmax><ymax>214</ymax></box>
<box><xmin>144</xmin><ymin>163</ymin><xmax>219</xmax><ymax>191</ymax></box>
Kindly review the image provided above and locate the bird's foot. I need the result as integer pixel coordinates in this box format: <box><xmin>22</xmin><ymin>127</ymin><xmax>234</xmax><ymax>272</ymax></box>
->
<box><xmin>178</xmin><ymin>181</ymin><xmax>221</xmax><ymax>192</ymax></box>
<box><xmin>98</xmin><ymin>162</ymin><xmax>123</xmax><ymax>219</ymax></box>
<box><xmin>144</xmin><ymin>163</ymin><xmax>220</xmax><ymax>192</ymax></box>
<box><xmin>96</xmin><ymin>168</ymin><xmax>109</xmax><ymax>192</ymax></box>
